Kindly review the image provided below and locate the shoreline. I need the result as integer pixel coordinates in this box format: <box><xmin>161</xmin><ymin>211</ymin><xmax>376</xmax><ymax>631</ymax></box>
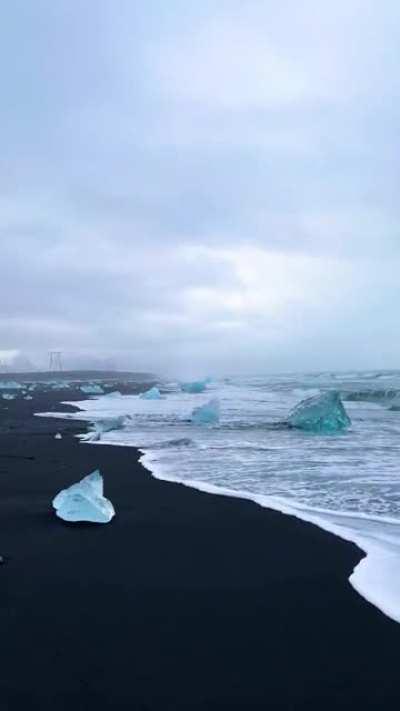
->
<box><xmin>1</xmin><ymin>388</ymin><xmax>400</xmax><ymax>708</ymax></box>
<box><xmin>49</xmin><ymin>392</ymin><xmax>400</xmax><ymax>625</ymax></box>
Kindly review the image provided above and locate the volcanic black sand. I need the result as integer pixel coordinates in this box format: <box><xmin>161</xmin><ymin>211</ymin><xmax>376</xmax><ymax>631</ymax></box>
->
<box><xmin>1</xmin><ymin>386</ymin><xmax>400</xmax><ymax>710</ymax></box>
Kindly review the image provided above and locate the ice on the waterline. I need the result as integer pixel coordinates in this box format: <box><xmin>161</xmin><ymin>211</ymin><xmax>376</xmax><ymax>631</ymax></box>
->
<box><xmin>2</xmin><ymin>393</ymin><xmax>15</xmax><ymax>400</ymax></box>
<box><xmin>80</xmin><ymin>384</ymin><xmax>104</xmax><ymax>395</ymax></box>
<box><xmin>181</xmin><ymin>379</ymin><xmax>208</xmax><ymax>394</ymax></box>
<box><xmin>50</xmin><ymin>381</ymin><xmax>71</xmax><ymax>390</ymax></box>
<box><xmin>0</xmin><ymin>381</ymin><xmax>23</xmax><ymax>390</ymax></box>
<box><xmin>287</xmin><ymin>391</ymin><xmax>351</xmax><ymax>433</ymax></box>
<box><xmin>52</xmin><ymin>470</ymin><xmax>115</xmax><ymax>523</ymax></box>
<box><xmin>55</xmin><ymin>433</ymin><xmax>62</xmax><ymax>439</ymax></box>
<box><xmin>81</xmin><ymin>416</ymin><xmax>126</xmax><ymax>441</ymax></box>
<box><xmin>140</xmin><ymin>386</ymin><xmax>162</xmax><ymax>400</ymax></box>
<box><xmin>191</xmin><ymin>398</ymin><xmax>220</xmax><ymax>425</ymax></box>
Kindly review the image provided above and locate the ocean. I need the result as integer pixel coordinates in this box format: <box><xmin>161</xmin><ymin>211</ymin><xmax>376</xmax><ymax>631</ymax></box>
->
<box><xmin>48</xmin><ymin>371</ymin><xmax>400</xmax><ymax>623</ymax></box>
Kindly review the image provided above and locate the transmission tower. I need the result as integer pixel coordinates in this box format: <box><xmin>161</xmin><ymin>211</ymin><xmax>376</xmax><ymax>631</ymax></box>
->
<box><xmin>49</xmin><ymin>351</ymin><xmax>63</xmax><ymax>371</ymax></box>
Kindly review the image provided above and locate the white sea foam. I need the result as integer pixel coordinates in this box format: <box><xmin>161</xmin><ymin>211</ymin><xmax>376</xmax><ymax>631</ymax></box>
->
<box><xmin>39</xmin><ymin>371</ymin><xmax>400</xmax><ymax>624</ymax></box>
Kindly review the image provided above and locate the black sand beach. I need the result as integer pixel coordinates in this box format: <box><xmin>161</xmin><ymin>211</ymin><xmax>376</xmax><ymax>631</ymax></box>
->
<box><xmin>1</xmin><ymin>386</ymin><xmax>400</xmax><ymax>710</ymax></box>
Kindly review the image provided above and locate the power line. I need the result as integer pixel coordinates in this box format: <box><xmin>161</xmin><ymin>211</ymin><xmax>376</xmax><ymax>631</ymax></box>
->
<box><xmin>48</xmin><ymin>351</ymin><xmax>63</xmax><ymax>371</ymax></box>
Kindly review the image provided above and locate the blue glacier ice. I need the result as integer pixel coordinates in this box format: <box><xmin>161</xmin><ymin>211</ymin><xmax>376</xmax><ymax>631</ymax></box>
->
<box><xmin>0</xmin><ymin>380</ymin><xmax>23</xmax><ymax>390</ymax></box>
<box><xmin>50</xmin><ymin>381</ymin><xmax>71</xmax><ymax>390</ymax></box>
<box><xmin>287</xmin><ymin>391</ymin><xmax>351</xmax><ymax>433</ymax></box>
<box><xmin>191</xmin><ymin>398</ymin><xmax>220</xmax><ymax>425</ymax></box>
<box><xmin>80</xmin><ymin>383</ymin><xmax>104</xmax><ymax>395</ymax></box>
<box><xmin>140</xmin><ymin>386</ymin><xmax>162</xmax><ymax>400</ymax></box>
<box><xmin>52</xmin><ymin>470</ymin><xmax>115</xmax><ymax>523</ymax></box>
<box><xmin>181</xmin><ymin>379</ymin><xmax>208</xmax><ymax>394</ymax></box>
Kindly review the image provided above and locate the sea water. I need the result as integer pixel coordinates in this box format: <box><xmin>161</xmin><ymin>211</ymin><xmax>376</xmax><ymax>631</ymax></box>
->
<box><xmin>43</xmin><ymin>371</ymin><xmax>400</xmax><ymax>623</ymax></box>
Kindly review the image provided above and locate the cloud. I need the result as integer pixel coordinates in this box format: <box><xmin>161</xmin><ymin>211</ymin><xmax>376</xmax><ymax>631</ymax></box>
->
<box><xmin>1</xmin><ymin>0</ymin><xmax>399</xmax><ymax>372</ymax></box>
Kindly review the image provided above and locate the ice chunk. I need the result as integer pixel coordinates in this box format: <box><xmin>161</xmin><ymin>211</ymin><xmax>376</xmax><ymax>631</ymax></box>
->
<box><xmin>140</xmin><ymin>386</ymin><xmax>162</xmax><ymax>400</ymax></box>
<box><xmin>287</xmin><ymin>391</ymin><xmax>351</xmax><ymax>433</ymax></box>
<box><xmin>191</xmin><ymin>398</ymin><xmax>220</xmax><ymax>425</ymax></box>
<box><xmin>0</xmin><ymin>380</ymin><xmax>23</xmax><ymax>390</ymax></box>
<box><xmin>103</xmin><ymin>390</ymin><xmax>122</xmax><ymax>398</ymax></box>
<box><xmin>55</xmin><ymin>433</ymin><xmax>62</xmax><ymax>439</ymax></box>
<box><xmin>24</xmin><ymin>395</ymin><xmax>33</xmax><ymax>400</ymax></box>
<box><xmin>80</xmin><ymin>384</ymin><xmax>104</xmax><ymax>395</ymax></box>
<box><xmin>52</xmin><ymin>470</ymin><xmax>115</xmax><ymax>523</ymax></box>
<box><xmin>181</xmin><ymin>379</ymin><xmax>207</xmax><ymax>394</ymax></box>
<box><xmin>81</xmin><ymin>416</ymin><xmax>126</xmax><ymax>442</ymax></box>
<box><xmin>50</xmin><ymin>381</ymin><xmax>71</xmax><ymax>390</ymax></box>
<box><xmin>2</xmin><ymin>393</ymin><xmax>15</xmax><ymax>400</ymax></box>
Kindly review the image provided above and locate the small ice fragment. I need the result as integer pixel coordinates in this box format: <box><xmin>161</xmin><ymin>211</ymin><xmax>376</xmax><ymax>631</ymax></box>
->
<box><xmin>181</xmin><ymin>379</ymin><xmax>207</xmax><ymax>394</ymax></box>
<box><xmin>103</xmin><ymin>390</ymin><xmax>122</xmax><ymax>398</ymax></box>
<box><xmin>52</xmin><ymin>470</ymin><xmax>115</xmax><ymax>523</ymax></box>
<box><xmin>140</xmin><ymin>386</ymin><xmax>162</xmax><ymax>400</ymax></box>
<box><xmin>55</xmin><ymin>433</ymin><xmax>62</xmax><ymax>440</ymax></box>
<box><xmin>2</xmin><ymin>394</ymin><xmax>15</xmax><ymax>400</ymax></box>
<box><xmin>80</xmin><ymin>384</ymin><xmax>104</xmax><ymax>395</ymax></box>
<box><xmin>191</xmin><ymin>398</ymin><xmax>220</xmax><ymax>425</ymax></box>
<box><xmin>24</xmin><ymin>395</ymin><xmax>33</xmax><ymax>400</ymax></box>
<box><xmin>287</xmin><ymin>391</ymin><xmax>351</xmax><ymax>433</ymax></box>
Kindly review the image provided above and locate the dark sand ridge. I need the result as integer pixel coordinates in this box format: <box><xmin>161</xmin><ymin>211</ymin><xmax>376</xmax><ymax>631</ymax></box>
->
<box><xmin>0</xmin><ymin>386</ymin><xmax>399</xmax><ymax>709</ymax></box>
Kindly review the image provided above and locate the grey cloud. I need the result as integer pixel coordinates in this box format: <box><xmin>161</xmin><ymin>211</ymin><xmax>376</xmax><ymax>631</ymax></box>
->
<box><xmin>1</xmin><ymin>0</ymin><xmax>400</xmax><ymax>372</ymax></box>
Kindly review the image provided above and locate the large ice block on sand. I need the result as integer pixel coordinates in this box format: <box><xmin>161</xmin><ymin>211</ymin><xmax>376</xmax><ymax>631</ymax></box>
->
<box><xmin>52</xmin><ymin>470</ymin><xmax>115</xmax><ymax>523</ymax></box>
<box><xmin>140</xmin><ymin>386</ymin><xmax>162</xmax><ymax>400</ymax></box>
<box><xmin>287</xmin><ymin>391</ymin><xmax>351</xmax><ymax>433</ymax></box>
<box><xmin>181</xmin><ymin>380</ymin><xmax>207</xmax><ymax>394</ymax></box>
<box><xmin>191</xmin><ymin>398</ymin><xmax>220</xmax><ymax>425</ymax></box>
<box><xmin>80</xmin><ymin>383</ymin><xmax>104</xmax><ymax>395</ymax></box>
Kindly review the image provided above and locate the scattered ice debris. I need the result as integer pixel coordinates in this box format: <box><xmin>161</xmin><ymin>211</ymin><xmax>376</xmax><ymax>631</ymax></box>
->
<box><xmin>2</xmin><ymin>393</ymin><xmax>15</xmax><ymax>400</ymax></box>
<box><xmin>24</xmin><ymin>395</ymin><xmax>33</xmax><ymax>400</ymax></box>
<box><xmin>140</xmin><ymin>386</ymin><xmax>162</xmax><ymax>400</ymax></box>
<box><xmin>50</xmin><ymin>381</ymin><xmax>71</xmax><ymax>390</ymax></box>
<box><xmin>80</xmin><ymin>384</ymin><xmax>104</xmax><ymax>395</ymax></box>
<box><xmin>287</xmin><ymin>391</ymin><xmax>351</xmax><ymax>433</ymax></box>
<box><xmin>191</xmin><ymin>398</ymin><xmax>220</xmax><ymax>425</ymax></box>
<box><xmin>181</xmin><ymin>379</ymin><xmax>208</xmax><ymax>394</ymax></box>
<box><xmin>52</xmin><ymin>470</ymin><xmax>115</xmax><ymax>523</ymax></box>
<box><xmin>81</xmin><ymin>416</ymin><xmax>126</xmax><ymax>442</ymax></box>
<box><xmin>55</xmin><ymin>433</ymin><xmax>62</xmax><ymax>440</ymax></box>
<box><xmin>0</xmin><ymin>381</ymin><xmax>23</xmax><ymax>390</ymax></box>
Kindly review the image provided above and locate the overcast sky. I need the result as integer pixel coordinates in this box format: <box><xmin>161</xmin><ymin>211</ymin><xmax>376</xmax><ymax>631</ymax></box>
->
<box><xmin>1</xmin><ymin>0</ymin><xmax>399</xmax><ymax>374</ymax></box>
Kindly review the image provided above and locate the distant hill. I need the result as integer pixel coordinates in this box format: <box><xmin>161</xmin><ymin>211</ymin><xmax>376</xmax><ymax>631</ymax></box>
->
<box><xmin>0</xmin><ymin>370</ymin><xmax>156</xmax><ymax>382</ymax></box>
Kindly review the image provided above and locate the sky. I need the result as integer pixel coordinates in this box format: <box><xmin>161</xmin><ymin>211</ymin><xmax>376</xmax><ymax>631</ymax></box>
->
<box><xmin>1</xmin><ymin>0</ymin><xmax>399</xmax><ymax>375</ymax></box>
